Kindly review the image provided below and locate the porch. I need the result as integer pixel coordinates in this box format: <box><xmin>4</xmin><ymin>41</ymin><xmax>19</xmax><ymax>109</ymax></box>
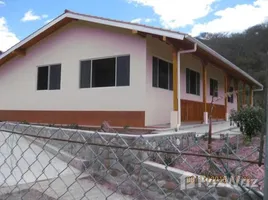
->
<box><xmin>151</xmin><ymin>120</ymin><xmax>240</xmax><ymax>136</ymax></box>
<box><xmin>169</xmin><ymin>44</ymin><xmax>255</xmax><ymax>128</ymax></box>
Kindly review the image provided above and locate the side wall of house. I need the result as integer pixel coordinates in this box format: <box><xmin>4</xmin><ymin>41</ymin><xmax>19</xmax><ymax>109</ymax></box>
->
<box><xmin>0</xmin><ymin>21</ymin><xmax>147</xmax><ymax>127</ymax></box>
<box><xmin>145</xmin><ymin>36</ymin><xmax>173</xmax><ymax>126</ymax></box>
<box><xmin>145</xmin><ymin>40</ymin><xmax>237</xmax><ymax>125</ymax></box>
<box><xmin>227</xmin><ymin>79</ymin><xmax>238</xmax><ymax>114</ymax></box>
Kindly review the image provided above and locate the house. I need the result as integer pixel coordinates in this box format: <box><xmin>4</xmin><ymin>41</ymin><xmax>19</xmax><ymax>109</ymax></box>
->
<box><xmin>0</xmin><ymin>10</ymin><xmax>262</xmax><ymax>128</ymax></box>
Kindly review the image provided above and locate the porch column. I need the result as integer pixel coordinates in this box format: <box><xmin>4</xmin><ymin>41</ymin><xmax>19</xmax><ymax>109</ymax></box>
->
<box><xmin>170</xmin><ymin>48</ymin><xmax>180</xmax><ymax>128</ymax></box>
<box><xmin>234</xmin><ymin>80</ymin><xmax>240</xmax><ymax>111</ymax></box>
<box><xmin>202</xmin><ymin>63</ymin><xmax>208</xmax><ymax>124</ymax></box>
<box><xmin>250</xmin><ymin>86</ymin><xmax>253</xmax><ymax>106</ymax></box>
<box><xmin>224</xmin><ymin>74</ymin><xmax>229</xmax><ymax>121</ymax></box>
<box><xmin>242</xmin><ymin>82</ymin><xmax>246</xmax><ymax>106</ymax></box>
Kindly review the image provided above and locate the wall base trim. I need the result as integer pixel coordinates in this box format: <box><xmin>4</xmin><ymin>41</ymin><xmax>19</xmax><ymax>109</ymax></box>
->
<box><xmin>0</xmin><ymin>110</ymin><xmax>145</xmax><ymax>127</ymax></box>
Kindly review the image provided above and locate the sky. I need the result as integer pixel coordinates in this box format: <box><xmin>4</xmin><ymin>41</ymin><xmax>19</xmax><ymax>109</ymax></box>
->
<box><xmin>0</xmin><ymin>0</ymin><xmax>268</xmax><ymax>52</ymax></box>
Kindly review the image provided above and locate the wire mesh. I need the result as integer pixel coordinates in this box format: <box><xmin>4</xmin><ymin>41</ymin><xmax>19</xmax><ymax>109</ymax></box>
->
<box><xmin>0</xmin><ymin>122</ymin><xmax>264</xmax><ymax>200</ymax></box>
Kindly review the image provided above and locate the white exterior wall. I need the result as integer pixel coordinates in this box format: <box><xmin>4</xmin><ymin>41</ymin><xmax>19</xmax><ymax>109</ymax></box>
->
<box><xmin>0</xmin><ymin>21</ymin><xmax>147</xmax><ymax>111</ymax></box>
<box><xmin>180</xmin><ymin>54</ymin><xmax>203</xmax><ymax>102</ymax></box>
<box><xmin>145</xmin><ymin>35</ymin><xmax>173</xmax><ymax>126</ymax></box>
<box><xmin>145</xmin><ymin>49</ymin><xmax>237</xmax><ymax>126</ymax></box>
<box><xmin>206</xmin><ymin>63</ymin><xmax>225</xmax><ymax>105</ymax></box>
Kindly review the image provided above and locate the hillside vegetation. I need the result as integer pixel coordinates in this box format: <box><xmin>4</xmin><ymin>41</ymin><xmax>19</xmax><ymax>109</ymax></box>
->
<box><xmin>198</xmin><ymin>23</ymin><xmax>268</xmax><ymax>106</ymax></box>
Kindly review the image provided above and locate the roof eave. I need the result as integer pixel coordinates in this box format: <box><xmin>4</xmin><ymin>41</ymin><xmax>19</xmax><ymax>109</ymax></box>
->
<box><xmin>0</xmin><ymin>12</ymin><xmax>185</xmax><ymax>63</ymax></box>
<box><xmin>0</xmin><ymin>13</ymin><xmax>68</xmax><ymax>61</ymax></box>
<box><xmin>185</xmin><ymin>35</ymin><xmax>263</xmax><ymax>90</ymax></box>
<box><xmin>65</xmin><ymin>12</ymin><xmax>185</xmax><ymax>41</ymax></box>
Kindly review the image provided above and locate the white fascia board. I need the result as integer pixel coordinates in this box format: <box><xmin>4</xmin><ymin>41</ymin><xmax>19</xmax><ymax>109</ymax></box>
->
<box><xmin>186</xmin><ymin>35</ymin><xmax>263</xmax><ymax>89</ymax></box>
<box><xmin>66</xmin><ymin>13</ymin><xmax>185</xmax><ymax>41</ymax></box>
<box><xmin>0</xmin><ymin>13</ymin><xmax>68</xmax><ymax>60</ymax></box>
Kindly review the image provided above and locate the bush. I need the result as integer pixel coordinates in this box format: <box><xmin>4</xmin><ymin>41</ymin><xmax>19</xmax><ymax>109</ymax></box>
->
<box><xmin>229</xmin><ymin>106</ymin><xmax>264</xmax><ymax>140</ymax></box>
<box><xmin>68</xmin><ymin>123</ymin><xmax>79</xmax><ymax>129</ymax></box>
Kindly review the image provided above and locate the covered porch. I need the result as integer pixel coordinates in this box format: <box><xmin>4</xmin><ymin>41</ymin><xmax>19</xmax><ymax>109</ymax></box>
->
<box><xmin>168</xmin><ymin>37</ymin><xmax>259</xmax><ymax>129</ymax></box>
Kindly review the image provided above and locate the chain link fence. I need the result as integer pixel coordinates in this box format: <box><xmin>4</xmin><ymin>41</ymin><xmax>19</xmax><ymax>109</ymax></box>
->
<box><xmin>0</xmin><ymin>122</ymin><xmax>265</xmax><ymax>200</ymax></box>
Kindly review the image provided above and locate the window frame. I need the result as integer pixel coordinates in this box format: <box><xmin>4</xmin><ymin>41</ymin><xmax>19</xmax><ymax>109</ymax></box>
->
<box><xmin>36</xmin><ymin>63</ymin><xmax>61</xmax><ymax>91</ymax></box>
<box><xmin>228</xmin><ymin>86</ymin><xmax>234</xmax><ymax>103</ymax></box>
<box><xmin>210</xmin><ymin>78</ymin><xmax>218</xmax><ymax>97</ymax></box>
<box><xmin>152</xmin><ymin>56</ymin><xmax>173</xmax><ymax>91</ymax></box>
<box><xmin>79</xmin><ymin>54</ymin><xmax>130</xmax><ymax>89</ymax></box>
<box><xmin>186</xmin><ymin>68</ymin><xmax>200</xmax><ymax>96</ymax></box>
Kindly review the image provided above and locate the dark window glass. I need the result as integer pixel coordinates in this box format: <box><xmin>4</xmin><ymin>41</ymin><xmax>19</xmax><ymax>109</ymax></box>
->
<box><xmin>152</xmin><ymin>57</ymin><xmax>158</xmax><ymax>87</ymax></box>
<box><xmin>186</xmin><ymin>68</ymin><xmax>190</xmax><ymax>93</ymax></box>
<box><xmin>169</xmin><ymin>63</ymin><xmax>173</xmax><ymax>91</ymax></box>
<box><xmin>37</xmin><ymin>66</ymin><xmax>48</xmax><ymax>90</ymax></box>
<box><xmin>210</xmin><ymin>78</ymin><xmax>218</xmax><ymax>97</ymax></box>
<box><xmin>186</xmin><ymin>68</ymin><xmax>200</xmax><ymax>95</ymax></box>
<box><xmin>228</xmin><ymin>86</ymin><xmax>234</xmax><ymax>103</ymax></box>
<box><xmin>196</xmin><ymin>72</ymin><xmax>200</xmax><ymax>95</ymax></box>
<box><xmin>158</xmin><ymin>59</ymin><xmax>169</xmax><ymax>89</ymax></box>
<box><xmin>80</xmin><ymin>60</ymin><xmax>91</xmax><ymax>88</ymax></box>
<box><xmin>152</xmin><ymin>57</ymin><xmax>172</xmax><ymax>90</ymax></box>
<box><xmin>117</xmin><ymin>56</ymin><xmax>130</xmax><ymax>86</ymax></box>
<box><xmin>49</xmin><ymin>64</ymin><xmax>61</xmax><ymax>90</ymax></box>
<box><xmin>92</xmin><ymin>58</ymin><xmax>116</xmax><ymax>87</ymax></box>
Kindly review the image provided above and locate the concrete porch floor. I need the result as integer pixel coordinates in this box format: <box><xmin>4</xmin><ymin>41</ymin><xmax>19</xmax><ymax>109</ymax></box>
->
<box><xmin>151</xmin><ymin>119</ymin><xmax>226</xmax><ymax>130</ymax></box>
<box><xmin>152</xmin><ymin>120</ymin><xmax>240</xmax><ymax>136</ymax></box>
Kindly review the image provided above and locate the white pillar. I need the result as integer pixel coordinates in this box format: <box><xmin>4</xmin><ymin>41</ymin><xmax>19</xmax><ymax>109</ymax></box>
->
<box><xmin>225</xmin><ymin>113</ymin><xmax>229</xmax><ymax>121</ymax></box>
<box><xmin>170</xmin><ymin>111</ymin><xmax>178</xmax><ymax>128</ymax></box>
<box><xmin>177</xmin><ymin>52</ymin><xmax>181</xmax><ymax>129</ymax></box>
<box><xmin>203</xmin><ymin>112</ymin><xmax>208</xmax><ymax>124</ymax></box>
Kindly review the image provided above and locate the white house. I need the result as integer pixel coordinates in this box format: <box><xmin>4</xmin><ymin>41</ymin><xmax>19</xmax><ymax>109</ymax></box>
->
<box><xmin>0</xmin><ymin>10</ymin><xmax>262</xmax><ymax>128</ymax></box>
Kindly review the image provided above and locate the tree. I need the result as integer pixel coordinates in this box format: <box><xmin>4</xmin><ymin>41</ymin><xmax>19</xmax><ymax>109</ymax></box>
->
<box><xmin>197</xmin><ymin>22</ymin><xmax>268</xmax><ymax>108</ymax></box>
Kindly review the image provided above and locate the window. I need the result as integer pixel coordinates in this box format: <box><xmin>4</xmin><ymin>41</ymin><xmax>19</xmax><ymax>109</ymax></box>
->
<box><xmin>186</xmin><ymin>68</ymin><xmax>200</xmax><ymax>95</ymax></box>
<box><xmin>228</xmin><ymin>86</ymin><xmax>234</xmax><ymax>103</ymax></box>
<box><xmin>152</xmin><ymin>57</ymin><xmax>173</xmax><ymax>90</ymax></box>
<box><xmin>210</xmin><ymin>78</ymin><xmax>218</xmax><ymax>97</ymax></box>
<box><xmin>92</xmin><ymin>58</ymin><xmax>116</xmax><ymax>87</ymax></box>
<box><xmin>37</xmin><ymin>64</ymin><xmax>61</xmax><ymax>90</ymax></box>
<box><xmin>80</xmin><ymin>55</ymin><xmax>130</xmax><ymax>88</ymax></box>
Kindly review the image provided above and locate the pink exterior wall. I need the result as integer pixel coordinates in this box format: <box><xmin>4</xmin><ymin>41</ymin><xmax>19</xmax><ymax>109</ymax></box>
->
<box><xmin>146</xmin><ymin>47</ymin><xmax>238</xmax><ymax>125</ymax></box>
<box><xmin>180</xmin><ymin>54</ymin><xmax>203</xmax><ymax>102</ymax></box>
<box><xmin>206</xmin><ymin>63</ymin><xmax>225</xmax><ymax>105</ymax></box>
<box><xmin>145</xmin><ymin>35</ymin><xmax>173</xmax><ymax>126</ymax></box>
<box><xmin>180</xmin><ymin>55</ymin><xmax>227</xmax><ymax>106</ymax></box>
<box><xmin>0</xmin><ymin>21</ymin><xmax>147</xmax><ymax>112</ymax></box>
<box><xmin>227</xmin><ymin>79</ymin><xmax>238</xmax><ymax>113</ymax></box>
<box><xmin>0</xmin><ymin>19</ymin><xmax>238</xmax><ymax>126</ymax></box>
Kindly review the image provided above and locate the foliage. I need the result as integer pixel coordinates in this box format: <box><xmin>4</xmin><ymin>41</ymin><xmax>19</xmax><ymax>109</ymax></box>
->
<box><xmin>68</xmin><ymin>123</ymin><xmax>79</xmax><ymax>129</ymax></box>
<box><xmin>229</xmin><ymin>106</ymin><xmax>264</xmax><ymax>140</ymax></box>
<box><xmin>163</xmin><ymin>154</ymin><xmax>175</xmax><ymax>167</ymax></box>
<box><xmin>198</xmin><ymin>23</ymin><xmax>268</xmax><ymax>107</ymax></box>
<box><xmin>123</xmin><ymin>125</ymin><xmax>130</xmax><ymax>130</ymax></box>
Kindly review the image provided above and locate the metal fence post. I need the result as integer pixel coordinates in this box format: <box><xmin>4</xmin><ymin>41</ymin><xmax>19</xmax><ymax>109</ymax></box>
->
<box><xmin>263</xmin><ymin>64</ymin><xmax>268</xmax><ymax>200</ymax></box>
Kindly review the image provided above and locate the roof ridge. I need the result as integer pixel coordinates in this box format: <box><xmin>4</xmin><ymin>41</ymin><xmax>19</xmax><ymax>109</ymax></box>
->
<box><xmin>64</xmin><ymin>9</ymin><xmax>186</xmax><ymax>36</ymax></box>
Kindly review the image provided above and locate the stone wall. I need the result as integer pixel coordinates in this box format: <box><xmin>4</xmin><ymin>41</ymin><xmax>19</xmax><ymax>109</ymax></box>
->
<box><xmin>0</xmin><ymin>122</ymin><xmax>261</xmax><ymax>200</ymax></box>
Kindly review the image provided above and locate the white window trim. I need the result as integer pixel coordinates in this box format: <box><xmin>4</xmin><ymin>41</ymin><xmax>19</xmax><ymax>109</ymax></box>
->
<box><xmin>36</xmin><ymin>63</ymin><xmax>61</xmax><ymax>91</ymax></box>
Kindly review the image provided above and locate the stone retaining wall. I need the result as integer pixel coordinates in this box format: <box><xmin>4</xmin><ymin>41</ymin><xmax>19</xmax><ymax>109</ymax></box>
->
<box><xmin>0</xmin><ymin>122</ymin><xmax>261</xmax><ymax>200</ymax></box>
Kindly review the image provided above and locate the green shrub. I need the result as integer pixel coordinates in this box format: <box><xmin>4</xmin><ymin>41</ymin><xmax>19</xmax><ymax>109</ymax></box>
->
<box><xmin>229</xmin><ymin>106</ymin><xmax>264</xmax><ymax>140</ymax></box>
